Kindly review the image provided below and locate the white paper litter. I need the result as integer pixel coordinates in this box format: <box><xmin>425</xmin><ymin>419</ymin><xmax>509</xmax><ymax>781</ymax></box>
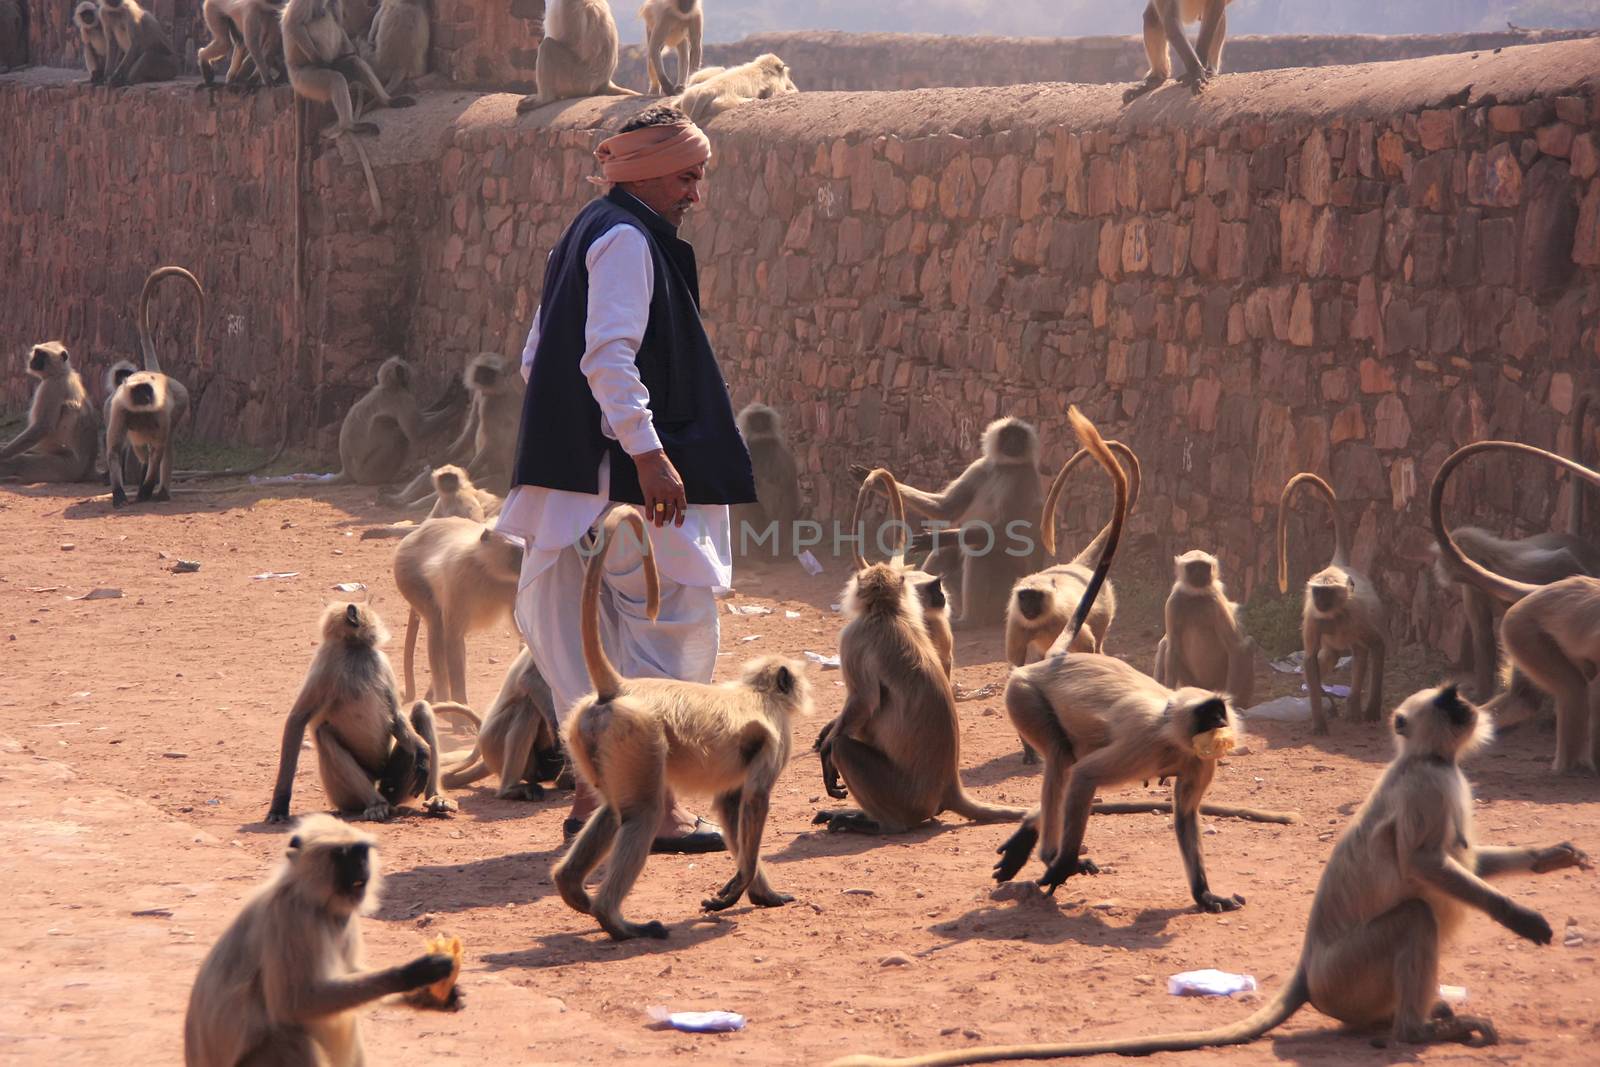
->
<box><xmin>1167</xmin><ymin>969</ymin><xmax>1257</xmax><ymax>997</ymax></box>
<box><xmin>727</xmin><ymin>604</ymin><xmax>773</xmax><ymax>616</ymax></box>
<box><xmin>249</xmin><ymin>572</ymin><xmax>300</xmax><ymax>581</ymax></box>
<box><xmin>1438</xmin><ymin>985</ymin><xmax>1468</xmax><ymax>1005</ymax></box>
<box><xmin>739</xmin><ymin>634</ymin><xmax>762</xmax><ymax>643</ymax></box>
<box><xmin>1300</xmin><ymin>682</ymin><xmax>1351</xmax><ymax>697</ymax></box>
<box><xmin>332</xmin><ymin>582</ymin><xmax>366</xmax><ymax>593</ymax></box>
<box><xmin>645</xmin><ymin>1006</ymin><xmax>746</xmax><ymax>1033</ymax></box>
<box><xmin>1269</xmin><ymin>651</ymin><xmax>1353</xmax><ymax>674</ymax></box>
<box><xmin>784</xmin><ymin>610</ymin><xmax>801</xmax><ymax>619</ymax></box>
<box><xmin>803</xmin><ymin>651</ymin><xmax>841</xmax><ymax>670</ymax></box>
<box><xmin>249</xmin><ymin>472</ymin><xmax>338</xmax><ymax>485</ymax></box>
<box><xmin>796</xmin><ymin>550</ymin><xmax>823</xmax><ymax>576</ymax></box>
<box><xmin>1238</xmin><ymin>696</ymin><xmax>1312</xmax><ymax>722</ymax></box>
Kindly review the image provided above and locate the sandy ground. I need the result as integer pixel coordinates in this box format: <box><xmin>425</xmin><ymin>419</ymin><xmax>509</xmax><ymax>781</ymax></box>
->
<box><xmin>2</xmin><ymin>481</ymin><xmax>1598</xmax><ymax>1066</ymax></box>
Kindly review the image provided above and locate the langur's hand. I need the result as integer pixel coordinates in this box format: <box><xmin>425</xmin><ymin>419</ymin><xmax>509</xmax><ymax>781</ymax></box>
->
<box><xmin>1501</xmin><ymin>902</ymin><xmax>1552</xmax><ymax>945</ymax></box>
<box><xmin>1533</xmin><ymin>842</ymin><xmax>1591</xmax><ymax>873</ymax></box>
<box><xmin>400</xmin><ymin>953</ymin><xmax>457</xmax><ymax>989</ymax></box>
<box><xmin>632</xmin><ymin>449</ymin><xmax>687</xmax><ymax>528</ymax></box>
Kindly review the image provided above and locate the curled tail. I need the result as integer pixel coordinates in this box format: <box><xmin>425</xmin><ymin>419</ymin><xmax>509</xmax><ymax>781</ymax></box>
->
<box><xmin>1058</xmin><ymin>407</ymin><xmax>1127</xmax><ymax>653</ymax></box>
<box><xmin>1278</xmin><ymin>472</ymin><xmax>1346</xmax><ymax>591</ymax></box>
<box><xmin>428</xmin><ymin>701</ymin><xmax>489</xmax><ymax>785</ymax></box>
<box><xmin>138</xmin><ymin>265</ymin><xmax>205</xmax><ymax>374</ymax></box>
<box><xmin>828</xmin><ymin>972</ymin><xmax>1308</xmax><ymax>1066</ymax></box>
<box><xmin>1430</xmin><ymin>440</ymin><xmax>1600</xmax><ymax>606</ymax></box>
<box><xmin>852</xmin><ymin>467</ymin><xmax>910</xmax><ymax>570</ymax></box>
<box><xmin>1041</xmin><ymin>440</ymin><xmax>1140</xmax><ymax>559</ymax></box>
<box><xmin>582</xmin><ymin>507</ymin><xmax>659</xmax><ymax>703</ymax></box>
<box><xmin>404</xmin><ymin>608</ymin><xmax>421</xmax><ymax>701</ymax></box>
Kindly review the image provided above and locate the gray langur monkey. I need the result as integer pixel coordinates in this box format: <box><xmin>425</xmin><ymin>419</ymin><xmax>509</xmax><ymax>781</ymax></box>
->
<box><xmin>515</xmin><ymin>0</ymin><xmax>637</xmax><ymax>112</ymax></box>
<box><xmin>854</xmin><ymin>416</ymin><xmax>1045</xmax><ymax>631</ymax></box>
<box><xmin>426</xmin><ymin>464</ymin><xmax>498</xmax><ymax>522</ymax></box>
<box><xmin>363</xmin><ymin>0</ymin><xmax>428</xmax><ymax>94</ymax></box>
<box><xmin>331</xmin><ymin>357</ymin><xmax>423</xmax><ymax>485</ymax></box>
<box><xmin>843</xmin><ymin>686</ymin><xmax>1589</xmax><ymax>1067</ymax></box>
<box><xmin>638</xmin><ymin>0</ymin><xmax>701</xmax><ymax>95</ymax></box>
<box><xmin>98</xmin><ymin>0</ymin><xmax>180</xmax><ymax>86</ymax></box>
<box><xmin>105</xmin><ymin>266</ymin><xmax>201</xmax><ymax>507</ymax></box>
<box><xmin>436</xmin><ymin>648</ymin><xmax>566</xmax><ymax>800</ymax></box>
<box><xmin>1432</xmin><ymin>439</ymin><xmax>1600</xmax><ymax>774</ymax></box>
<box><xmin>732</xmin><ymin>401</ymin><xmax>802</xmax><ymax>556</ymax></box>
<box><xmin>0</xmin><ymin>343</ymin><xmax>99</xmax><ymax>484</ymax></box>
<box><xmin>1278</xmin><ymin>472</ymin><xmax>1387</xmax><ymax>733</ymax></box>
<box><xmin>73</xmin><ymin>2</ymin><xmax>112</xmax><ymax>84</ymax></box>
<box><xmin>382</xmin><ymin>352</ymin><xmax>524</xmax><ymax>510</ymax></box>
<box><xmin>850</xmin><ymin>468</ymin><xmax>953</xmax><ymax>679</ymax></box>
<box><xmin>1153</xmin><ymin>549</ymin><xmax>1256</xmax><ymax>706</ymax></box>
<box><xmin>1123</xmin><ymin>0</ymin><xmax>1235</xmax><ymax>103</ymax></box>
<box><xmin>676</xmin><ymin>52</ymin><xmax>797</xmax><ymax>123</ymax></box>
<box><xmin>266</xmin><ymin>602</ymin><xmax>456</xmax><ymax>823</ymax></box>
<box><xmin>197</xmin><ymin>0</ymin><xmax>287</xmax><ymax>90</ymax></box>
<box><xmin>1429</xmin><ymin>393</ymin><xmax>1600</xmax><ymax>704</ymax></box>
<box><xmin>556</xmin><ymin>506</ymin><xmax>812</xmax><ymax>941</ymax></box>
<box><xmin>183</xmin><ymin>815</ymin><xmax>456</xmax><ymax>1066</ymax></box>
<box><xmin>394</xmin><ymin>517</ymin><xmax>522</xmax><ymax>704</ymax></box>
<box><xmin>281</xmin><ymin>0</ymin><xmax>414</xmax><ymax>140</ymax></box>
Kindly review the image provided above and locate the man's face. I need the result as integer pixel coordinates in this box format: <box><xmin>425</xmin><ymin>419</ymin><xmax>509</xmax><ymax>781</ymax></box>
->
<box><xmin>623</xmin><ymin>163</ymin><xmax>705</xmax><ymax>227</ymax></box>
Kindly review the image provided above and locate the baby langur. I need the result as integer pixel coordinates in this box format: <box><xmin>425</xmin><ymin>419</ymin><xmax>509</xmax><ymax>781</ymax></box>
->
<box><xmin>638</xmin><ymin>0</ymin><xmax>701</xmax><ymax>94</ymax></box>
<box><xmin>282</xmin><ymin>0</ymin><xmax>414</xmax><ymax>140</ymax></box>
<box><xmin>516</xmin><ymin>0</ymin><xmax>636</xmax><ymax>111</ymax></box>
<box><xmin>1123</xmin><ymin>0</ymin><xmax>1234</xmax><ymax>103</ymax></box>
<box><xmin>857</xmin><ymin>416</ymin><xmax>1045</xmax><ymax>631</ymax></box>
<box><xmin>184</xmin><ymin>815</ymin><xmax>456</xmax><ymax>1067</ymax></box>
<box><xmin>106</xmin><ymin>266</ymin><xmax>202</xmax><ymax>507</ymax></box>
<box><xmin>427</xmin><ymin>465</ymin><xmax>491</xmax><ymax>522</ymax></box>
<box><xmin>0</xmin><ymin>343</ymin><xmax>99</xmax><ymax>484</ymax></box>
<box><xmin>437</xmin><ymin>649</ymin><xmax>566</xmax><ymax>800</ymax></box>
<box><xmin>843</xmin><ymin>688</ymin><xmax>1590</xmax><ymax>1067</ymax></box>
<box><xmin>74</xmin><ymin>2</ymin><xmax>113</xmax><ymax>84</ymax></box>
<box><xmin>99</xmin><ymin>0</ymin><xmax>180</xmax><ymax>86</ymax></box>
<box><xmin>266</xmin><ymin>603</ymin><xmax>455</xmax><ymax>824</ymax></box>
<box><xmin>1279</xmin><ymin>472</ymin><xmax>1387</xmax><ymax>733</ymax></box>
<box><xmin>1432</xmin><ymin>440</ymin><xmax>1600</xmax><ymax>774</ymax></box>
<box><xmin>394</xmin><ymin>517</ymin><xmax>522</xmax><ymax>704</ymax></box>
<box><xmin>1153</xmin><ymin>549</ymin><xmax>1256</xmax><ymax>706</ymax></box>
<box><xmin>732</xmin><ymin>401</ymin><xmax>802</xmax><ymax>556</ymax></box>
<box><xmin>677</xmin><ymin>52</ymin><xmax>798</xmax><ymax>123</ymax></box>
<box><xmin>812</xmin><ymin>464</ymin><xmax>1028</xmax><ymax>836</ymax></box>
<box><xmin>556</xmin><ymin>506</ymin><xmax>812</xmax><ymax>940</ymax></box>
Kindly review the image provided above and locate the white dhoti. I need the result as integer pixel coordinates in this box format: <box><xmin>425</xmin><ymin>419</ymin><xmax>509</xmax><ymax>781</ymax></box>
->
<box><xmin>509</xmin><ymin>497</ymin><xmax>726</xmax><ymax>723</ymax></box>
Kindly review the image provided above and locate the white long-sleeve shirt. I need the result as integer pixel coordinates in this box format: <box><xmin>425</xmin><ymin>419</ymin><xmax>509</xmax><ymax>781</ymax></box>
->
<box><xmin>498</xmin><ymin>216</ymin><xmax>733</xmax><ymax>590</ymax></box>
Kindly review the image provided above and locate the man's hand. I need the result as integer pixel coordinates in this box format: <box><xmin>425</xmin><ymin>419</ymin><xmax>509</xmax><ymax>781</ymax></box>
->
<box><xmin>632</xmin><ymin>448</ymin><xmax>687</xmax><ymax>528</ymax></box>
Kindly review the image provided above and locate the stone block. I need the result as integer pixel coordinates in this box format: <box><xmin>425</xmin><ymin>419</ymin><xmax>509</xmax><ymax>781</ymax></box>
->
<box><xmin>1467</xmin><ymin>143</ymin><xmax>1523</xmax><ymax>207</ymax></box>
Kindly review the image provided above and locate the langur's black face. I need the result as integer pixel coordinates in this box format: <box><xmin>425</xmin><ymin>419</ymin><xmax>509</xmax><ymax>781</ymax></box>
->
<box><xmin>1183</xmin><ymin>560</ymin><xmax>1213</xmax><ymax>587</ymax></box>
<box><xmin>1189</xmin><ymin>698</ymin><xmax>1230</xmax><ymax>735</ymax></box>
<box><xmin>28</xmin><ymin>348</ymin><xmax>50</xmax><ymax>373</ymax></box>
<box><xmin>332</xmin><ymin>841</ymin><xmax>372</xmax><ymax>902</ymax></box>
<box><xmin>77</xmin><ymin>7</ymin><xmax>98</xmax><ymax>26</ymax></box>
<box><xmin>473</xmin><ymin>365</ymin><xmax>498</xmax><ymax>389</ymax></box>
<box><xmin>114</xmin><ymin>367</ymin><xmax>134</xmax><ymax>387</ymax></box>
<box><xmin>919</xmin><ymin>576</ymin><xmax>945</xmax><ymax>611</ymax></box>
<box><xmin>129</xmin><ymin>382</ymin><xmax>156</xmax><ymax>406</ymax></box>
<box><xmin>996</xmin><ymin>424</ymin><xmax>1032</xmax><ymax>458</ymax></box>
<box><xmin>1014</xmin><ymin>588</ymin><xmax>1048</xmax><ymax>620</ymax></box>
<box><xmin>1310</xmin><ymin>584</ymin><xmax>1347</xmax><ymax>613</ymax></box>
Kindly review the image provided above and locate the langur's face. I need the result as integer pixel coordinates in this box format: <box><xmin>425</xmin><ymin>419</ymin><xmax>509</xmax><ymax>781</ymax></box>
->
<box><xmin>1183</xmin><ymin>560</ymin><xmax>1213</xmax><ymax>587</ymax></box>
<box><xmin>625</xmin><ymin>163</ymin><xmax>706</xmax><ymax>227</ymax></box>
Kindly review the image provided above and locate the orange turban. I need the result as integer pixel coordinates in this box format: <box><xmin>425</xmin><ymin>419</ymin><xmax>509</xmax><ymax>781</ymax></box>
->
<box><xmin>590</xmin><ymin>122</ymin><xmax>712</xmax><ymax>185</ymax></box>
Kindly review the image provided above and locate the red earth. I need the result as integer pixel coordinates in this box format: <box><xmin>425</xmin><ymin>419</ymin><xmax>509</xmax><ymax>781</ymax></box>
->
<box><xmin>3</xmin><ymin>482</ymin><xmax>1597</xmax><ymax>1065</ymax></box>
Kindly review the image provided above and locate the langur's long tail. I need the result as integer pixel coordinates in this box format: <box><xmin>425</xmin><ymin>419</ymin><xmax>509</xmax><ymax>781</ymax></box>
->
<box><xmin>827</xmin><ymin>972</ymin><xmax>1309</xmax><ymax>1066</ymax></box>
<box><xmin>403</xmin><ymin>609</ymin><xmax>421</xmax><ymax>702</ymax></box>
<box><xmin>851</xmin><ymin>468</ymin><xmax>910</xmax><ymax>570</ymax></box>
<box><xmin>581</xmin><ymin>507</ymin><xmax>659</xmax><ymax>703</ymax></box>
<box><xmin>942</xmin><ymin>788</ymin><xmax>1028</xmax><ymax>824</ymax></box>
<box><xmin>1278</xmin><ymin>472</ymin><xmax>1347</xmax><ymax>587</ymax></box>
<box><xmin>1430</xmin><ymin>440</ymin><xmax>1600</xmax><ymax>606</ymax></box>
<box><xmin>1056</xmin><ymin>407</ymin><xmax>1126</xmax><ymax>653</ymax></box>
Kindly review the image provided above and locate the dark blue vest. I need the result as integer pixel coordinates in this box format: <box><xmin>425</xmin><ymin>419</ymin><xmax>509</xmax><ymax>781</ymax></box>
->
<box><xmin>513</xmin><ymin>189</ymin><xmax>756</xmax><ymax>506</ymax></box>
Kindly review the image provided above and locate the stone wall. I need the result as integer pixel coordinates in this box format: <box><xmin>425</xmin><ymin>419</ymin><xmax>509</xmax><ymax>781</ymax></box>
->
<box><xmin>621</xmin><ymin>28</ymin><xmax>1600</xmax><ymax>94</ymax></box>
<box><xmin>4</xmin><ymin>39</ymin><xmax>1600</xmax><ymax>656</ymax></box>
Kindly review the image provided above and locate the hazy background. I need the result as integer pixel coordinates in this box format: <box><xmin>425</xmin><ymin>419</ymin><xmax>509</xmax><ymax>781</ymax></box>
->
<box><xmin>616</xmin><ymin>1</ymin><xmax>1600</xmax><ymax>44</ymax></box>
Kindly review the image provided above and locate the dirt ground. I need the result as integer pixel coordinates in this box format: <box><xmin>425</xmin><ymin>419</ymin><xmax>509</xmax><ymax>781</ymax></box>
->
<box><xmin>3</xmin><ymin>481</ymin><xmax>1598</xmax><ymax>1066</ymax></box>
